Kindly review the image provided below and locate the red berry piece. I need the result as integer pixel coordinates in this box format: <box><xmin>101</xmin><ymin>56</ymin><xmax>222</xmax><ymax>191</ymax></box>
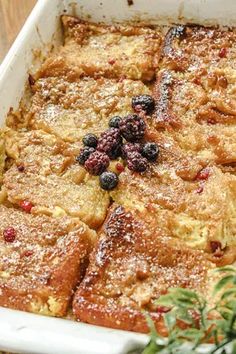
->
<box><xmin>210</xmin><ymin>241</ymin><xmax>222</xmax><ymax>253</ymax></box>
<box><xmin>156</xmin><ymin>306</ymin><xmax>170</xmax><ymax>314</ymax></box>
<box><xmin>116</xmin><ymin>163</ymin><xmax>125</xmax><ymax>173</ymax></box>
<box><xmin>219</xmin><ymin>47</ymin><xmax>227</xmax><ymax>58</ymax></box>
<box><xmin>84</xmin><ymin>151</ymin><xmax>110</xmax><ymax>175</ymax></box>
<box><xmin>195</xmin><ymin>168</ymin><xmax>210</xmax><ymax>181</ymax></box>
<box><xmin>20</xmin><ymin>200</ymin><xmax>33</xmax><ymax>213</ymax></box>
<box><xmin>17</xmin><ymin>164</ymin><xmax>25</xmax><ymax>172</ymax></box>
<box><xmin>3</xmin><ymin>227</ymin><xmax>16</xmax><ymax>243</ymax></box>
<box><xmin>196</xmin><ymin>185</ymin><xmax>204</xmax><ymax>194</ymax></box>
<box><xmin>23</xmin><ymin>250</ymin><xmax>34</xmax><ymax>257</ymax></box>
<box><xmin>108</xmin><ymin>59</ymin><xmax>116</xmax><ymax>65</ymax></box>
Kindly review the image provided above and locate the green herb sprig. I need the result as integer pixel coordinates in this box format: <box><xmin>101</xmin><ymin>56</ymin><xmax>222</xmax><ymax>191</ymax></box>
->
<box><xmin>129</xmin><ymin>266</ymin><xmax>236</xmax><ymax>354</ymax></box>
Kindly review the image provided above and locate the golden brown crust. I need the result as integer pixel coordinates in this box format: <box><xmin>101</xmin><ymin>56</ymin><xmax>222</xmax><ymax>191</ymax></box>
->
<box><xmin>73</xmin><ymin>205</ymin><xmax>216</xmax><ymax>333</ymax></box>
<box><xmin>111</xmin><ymin>159</ymin><xmax>236</xmax><ymax>260</ymax></box>
<box><xmin>159</xmin><ymin>25</ymin><xmax>236</xmax><ymax>76</ymax></box>
<box><xmin>37</xmin><ymin>16</ymin><xmax>162</xmax><ymax>81</ymax></box>
<box><xmin>152</xmin><ymin>69</ymin><xmax>236</xmax><ymax>166</ymax></box>
<box><xmin>0</xmin><ymin>205</ymin><xmax>95</xmax><ymax>316</ymax></box>
<box><xmin>1</xmin><ymin>17</ymin><xmax>236</xmax><ymax>331</ymax></box>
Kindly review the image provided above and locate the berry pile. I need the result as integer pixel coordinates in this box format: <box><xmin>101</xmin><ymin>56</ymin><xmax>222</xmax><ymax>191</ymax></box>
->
<box><xmin>76</xmin><ymin>94</ymin><xmax>158</xmax><ymax>190</ymax></box>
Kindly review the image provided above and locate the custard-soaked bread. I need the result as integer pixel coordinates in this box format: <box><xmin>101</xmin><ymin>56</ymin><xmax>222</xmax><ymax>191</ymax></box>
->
<box><xmin>38</xmin><ymin>16</ymin><xmax>162</xmax><ymax>81</ymax></box>
<box><xmin>3</xmin><ymin>165</ymin><xmax>109</xmax><ymax>229</ymax></box>
<box><xmin>111</xmin><ymin>163</ymin><xmax>236</xmax><ymax>264</ymax></box>
<box><xmin>152</xmin><ymin>70</ymin><xmax>236</xmax><ymax>166</ymax></box>
<box><xmin>73</xmin><ymin>205</ymin><xmax>216</xmax><ymax>333</ymax></box>
<box><xmin>0</xmin><ymin>205</ymin><xmax>96</xmax><ymax>316</ymax></box>
<box><xmin>4</xmin><ymin>129</ymin><xmax>80</xmax><ymax>176</ymax></box>
<box><xmin>26</xmin><ymin>77</ymin><xmax>150</xmax><ymax>143</ymax></box>
<box><xmin>160</xmin><ymin>25</ymin><xmax>236</xmax><ymax>76</ymax></box>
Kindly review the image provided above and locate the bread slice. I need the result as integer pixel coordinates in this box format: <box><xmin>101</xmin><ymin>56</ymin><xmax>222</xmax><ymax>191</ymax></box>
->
<box><xmin>0</xmin><ymin>205</ymin><xmax>96</xmax><ymax>317</ymax></box>
<box><xmin>37</xmin><ymin>16</ymin><xmax>162</xmax><ymax>81</ymax></box>
<box><xmin>151</xmin><ymin>69</ymin><xmax>236</xmax><ymax>167</ymax></box>
<box><xmin>73</xmin><ymin>205</ymin><xmax>216</xmax><ymax>333</ymax></box>
<box><xmin>25</xmin><ymin>76</ymin><xmax>150</xmax><ymax>143</ymax></box>
<box><xmin>111</xmin><ymin>160</ymin><xmax>236</xmax><ymax>265</ymax></box>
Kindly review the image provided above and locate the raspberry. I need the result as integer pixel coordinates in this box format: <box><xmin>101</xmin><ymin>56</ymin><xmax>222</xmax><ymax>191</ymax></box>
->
<box><xmin>219</xmin><ymin>47</ymin><xmax>227</xmax><ymax>58</ymax></box>
<box><xmin>131</xmin><ymin>95</ymin><xmax>155</xmax><ymax>114</ymax></box>
<box><xmin>109</xmin><ymin>116</ymin><xmax>122</xmax><ymax>129</ymax></box>
<box><xmin>3</xmin><ymin>227</ymin><xmax>16</xmax><ymax>243</ymax></box>
<box><xmin>141</xmin><ymin>142</ymin><xmax>159</xmax><ymax>162</ymax></box>
<box><xmin>99</xmin><ymin>171</ymin><xmax>119</xmax><ymax>190</ymax></box>
<box><xmin>127</xmin><ymin>152</ymin><xmax>148</xmax><ymax>172</ymax></box>
<box><xmin>82</xmin><ymin>133</ymin><xmax>98</xmax><ymax>148</ymax></box>
<box><xmin>195</xmin><ymin>167</ymin><xmax>210</xmax><ymax>181</ymax></box>
<box><xmin>84</xmin><ymin>151</ymin><xmax>110</xmax><ymax>175</ymax></box>
<box><xmin>76</xmin><ymin>147</ymin><xmax>95</xmax><ymax>166</ymax></box>
<box><xmin>119</xmin><ymin>114</ymin><xmax>146</xmax><ymax>142</ymax></box>
<box><xmin>121</xmin><ymin>143</ymin><xmax>142</xmax><ymax>159</ymax></box>
<box><xmin>97</xmin><ymin>128</ymin><xmax>122</xmax><ymax>159</ymax></box>
<box><xmin>20</xmin><ymin>200</ymin><xmax>33</xmax><ymax>213</ymax></box>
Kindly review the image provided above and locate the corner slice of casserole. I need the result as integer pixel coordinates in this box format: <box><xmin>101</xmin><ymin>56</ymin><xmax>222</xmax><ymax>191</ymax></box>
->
<box><xmin>25</xmin><ymin>77</ymin><xmax>151</xmax><ymax>143</ymax></box>
<box><xmin>73</xmin><ymin>205</ymin><xmax>217</xmax><ymax>334</ymax></box>
<box><xmin>151</xmin><ymin>70</ymin><xmax>236</xmax><ymax>167</ymax></box>
<box><xmin>0</xmin><ymin>205</ymin><xmax>96</xmax><ymax>316</ymax></box>
<box><xmin>37</xmin><ymin>16</ymin><xmax>162</xmax><ymax>81</ymax></box>
<box><xmin>159</xmin><ymin>25</ymin><xmax>236</xmax><ymax>76</ymax></box>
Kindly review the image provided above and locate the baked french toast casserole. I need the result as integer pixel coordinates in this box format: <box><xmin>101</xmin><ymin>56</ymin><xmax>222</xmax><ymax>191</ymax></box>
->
<box><xmin>0</xmin><ymin>16</ymin><xmax>236</xmax><ymax>334</ymax></box>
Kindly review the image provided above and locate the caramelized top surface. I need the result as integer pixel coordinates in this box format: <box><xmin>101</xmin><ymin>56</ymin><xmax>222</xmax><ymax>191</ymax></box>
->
<box><xmin>38</xmin><ymin>16</ymin><xmax>162</xmax><ymax>81</ymax></box>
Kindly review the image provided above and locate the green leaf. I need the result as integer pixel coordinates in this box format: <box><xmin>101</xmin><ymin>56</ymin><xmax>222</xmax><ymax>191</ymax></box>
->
<box><xmin>169</xmin><ymin>288</ymin><xmax>199</xmax><ymax>300</ymax></box>
<box><xmin>214</xmin><ymin>275</ymin><xmax>235</xmax><ymax>294</ymax></box>
<box><xmin>221</xmin><ymin>288</ymin><xmax>236</xmax><ymax>300</ymax></box>
<box><xmin>214</xmin><ymin>266</ymin><xmax>236</xmax><ymax>274</ymax></box>
<box><xmin>164</xmin><ymin>312</ymin><xmax>176</xmax><ymax>331</ymax></box>
<box><xmin>156</xmin><ymin>294</ymin><xmax>175</xmax><ymax>307</ymax></box>
<box><xmin>141</xmin><ymin>340</ymin><xmax>159</xmax><ymax>354</ymax></box>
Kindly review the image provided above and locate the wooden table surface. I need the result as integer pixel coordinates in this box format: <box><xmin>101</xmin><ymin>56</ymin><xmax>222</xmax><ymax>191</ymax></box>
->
<box><xmin>0</xmin><ymin>0</ymin><xmax>37</xmax><ymax>63</ymax></box>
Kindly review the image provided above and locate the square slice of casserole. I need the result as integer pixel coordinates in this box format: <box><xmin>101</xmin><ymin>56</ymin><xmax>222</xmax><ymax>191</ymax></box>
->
<box><xmin>23</xmin><ymin>77</ymin><xmax>150</xmax><ymax>143</ymax></box>
<box><xmin>73</xmin><ymin>205</ymin><xmax>216</xmax><ymax>333</ymax></box>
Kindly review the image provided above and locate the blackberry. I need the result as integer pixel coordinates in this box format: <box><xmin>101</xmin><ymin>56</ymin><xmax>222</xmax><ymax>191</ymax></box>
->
<box><xmin>97</xmin><ymin>128</ymin><xmax>122</xmax><ymax>159</ymax></box>
<box><xmin>131</xmin><ymin>95</ymin><xmax>155</xmax><ymax>114</ymax></box>
<box><xmin>121</xmin><ymin>142</ymin><xmax>142</xmax><ymax>159</ymax></box>
<box><xmin>84</xmin><ymin>151</ymin><xmax>110</xmax><ymax>175</ymax></box>
<box><xmin>127</xmin><ymin>152</ymin><xmax>148</xmax><ymax>172</ymax></box>
<box><xmin>141</xmin><ymin>142</ymin><xmax>159</xmax><ymax>162</ymax></box>
<box><xmin>119</xmin><ymin>114</ymin><xmax>146</xmax><ymax>142</ymax></box>
<box><xmin>76</xmin><ymin>147</ymin><xmax>95</xmax><ymax>166</ymax></box>
<box><xmin>99</xmin><ymin>171</ymin><xmax>119</xmax><ymax>190</ymax></box>
<box><xmin>109</xmin><ymin>116</ymin><xmax>122</xmax><ymax>129</ymax></box>
<box><xmin>82</xmin><ymin>133</ymin><xmax>98</xmax><ymax>148</ymax></box>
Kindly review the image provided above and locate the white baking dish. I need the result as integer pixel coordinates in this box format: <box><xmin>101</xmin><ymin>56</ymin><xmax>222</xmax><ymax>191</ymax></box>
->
<box><xmin>0</xmin><ymin>0</ymin><xmax>236</xmax><ymax>353</ymax></box>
